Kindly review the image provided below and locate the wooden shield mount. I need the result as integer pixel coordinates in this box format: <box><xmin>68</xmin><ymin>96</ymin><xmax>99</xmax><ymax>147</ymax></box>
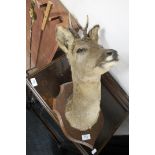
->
<box><xmin>53</xmin><ymin>82</ymin><xmax>104</xmax><ymax>149</ymax></box>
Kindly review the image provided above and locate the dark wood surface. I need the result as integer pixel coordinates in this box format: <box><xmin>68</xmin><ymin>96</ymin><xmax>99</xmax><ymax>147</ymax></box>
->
<box><xmin>53</xmin><ymin>82</ymin><xmax>104</xmax><ymax>149</ymax></box>
<box><xmin>101</xmin><ymin>73</ymin><xmax>129</xmax><ymax>111</ymax></box>
<box><xmin>27</xmin><ymin>55</ymin><xmax>129</xmax><ymax>155</ymax></box>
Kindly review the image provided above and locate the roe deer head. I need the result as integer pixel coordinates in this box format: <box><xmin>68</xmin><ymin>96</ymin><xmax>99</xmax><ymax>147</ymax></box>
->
<box><xmin>56</xmin><ymin>19</ymin><xmax>119</xmax><ymax>131</ymax></box>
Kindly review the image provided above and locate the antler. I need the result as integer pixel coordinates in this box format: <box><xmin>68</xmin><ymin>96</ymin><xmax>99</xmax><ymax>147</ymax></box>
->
<box><xmin>68</xmin><ymin>14</ymin><xmax>89</xmax><ymax>39</ymax></box>
<box><xmin>68</xmin><ymin>13</ymin><xmax>80</xmax><ymax>38</ymax></box>
<box><xmin>83</xmin><ymin>15</ymin><xmax>89</xmax><ymax>38</ymax></box>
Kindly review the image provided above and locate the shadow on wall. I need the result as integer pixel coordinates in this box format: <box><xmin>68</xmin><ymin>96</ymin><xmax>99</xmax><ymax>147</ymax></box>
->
<box><xmin>99</xmin><ymin>28</ymin><xmax>110</xmax><ymax>48</ymax></box>
<box><xmin>99</xmin><ymin>28</ymin><xmax>129</xmax><ymax>94</ymax></box>
<box><xmin>99</xmin><ymin>28</ymin><xmax>128</xmax><ymax>72</ymax></box>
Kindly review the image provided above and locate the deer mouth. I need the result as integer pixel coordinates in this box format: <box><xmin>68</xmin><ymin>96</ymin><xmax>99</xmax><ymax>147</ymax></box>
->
<box><xmin>106</xmin><ymin>56</ymin><xmax>119</xmax><ymax>63</ymax></box>
<box><xmin>97</xmin><ymin>50</ymin><xmax>119</xmax><ymax>68</ymax></box>
<box><xmin>106</xmin><ymin>49</ymin><xmax>118</xmax><ymax>62</ymax></box>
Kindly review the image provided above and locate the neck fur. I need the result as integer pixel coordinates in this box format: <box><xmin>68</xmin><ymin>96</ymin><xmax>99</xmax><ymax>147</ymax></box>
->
<box><xmin>71</xmin><ymin>73</ymin><xmax>101</xmax><ymax>107</ymax></box>
<box><xmin>65</xmin><ymin>72</ymin><xmax>101</xmax><ymax>131</ymax></box>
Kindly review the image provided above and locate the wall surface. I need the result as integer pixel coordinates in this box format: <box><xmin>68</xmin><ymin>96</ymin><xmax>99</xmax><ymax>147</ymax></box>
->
<box><xmin>60</xmin><ymin>0</ymin><xmax>129</xmax><ymax>94</ymax></box>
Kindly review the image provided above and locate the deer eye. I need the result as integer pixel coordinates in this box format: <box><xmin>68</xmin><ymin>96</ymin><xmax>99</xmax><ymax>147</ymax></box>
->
<box><xmin>76</xmin><ymin>48</ymin><xmax>87</xmax><ymax>54</ymax></box>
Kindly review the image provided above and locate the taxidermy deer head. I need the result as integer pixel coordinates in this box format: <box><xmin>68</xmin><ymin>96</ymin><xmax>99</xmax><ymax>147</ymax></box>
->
<box><xmin>56</xmin><ymin>16</ymin><xmax>119</xmax><ymax>131</ymax></box>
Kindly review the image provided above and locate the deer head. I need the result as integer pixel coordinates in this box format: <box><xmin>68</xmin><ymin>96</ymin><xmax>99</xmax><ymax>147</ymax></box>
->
<box><xmin>56</xmin><ymin>23</ymin><xmax>118</xmax><ymax>82</ymax></box>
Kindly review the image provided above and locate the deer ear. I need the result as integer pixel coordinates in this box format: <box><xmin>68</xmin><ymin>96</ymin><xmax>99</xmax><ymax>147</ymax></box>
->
<box><xmin>88</xmin><ymin>25</ymin><xmax>100</xmax><ymax>43</ymax></box>
<box><xmin>56</xmin><ymin>26</ymin><xmax>75</xmax><ymax>53</ymax></box>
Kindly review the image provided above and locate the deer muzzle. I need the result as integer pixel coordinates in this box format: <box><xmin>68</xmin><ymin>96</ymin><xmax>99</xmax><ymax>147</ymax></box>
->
<box><xmin>106</xmin><ymin>49</ymin><xmax>119</xmax><ymax>62</ymax></box>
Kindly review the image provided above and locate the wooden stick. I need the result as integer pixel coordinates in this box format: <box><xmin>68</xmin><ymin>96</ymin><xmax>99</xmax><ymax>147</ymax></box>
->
<box><xmin>41</xmin><ymin>1</ymin><xmax>53</xmax><ymax>31</ymax></box>
<box><xmin>36</xmin><ymin>1</ymin><xmax>53</xmax><ymax>66</ymax></box>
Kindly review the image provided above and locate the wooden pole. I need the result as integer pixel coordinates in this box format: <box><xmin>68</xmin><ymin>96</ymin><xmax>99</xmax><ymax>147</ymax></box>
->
<box><xmin>36</xmin><ymin>1</ymin><xmax>53</xmax><ymax>67</ymax></box>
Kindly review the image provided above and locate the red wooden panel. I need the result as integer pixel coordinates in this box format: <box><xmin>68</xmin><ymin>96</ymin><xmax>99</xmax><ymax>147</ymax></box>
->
<box><xmin>26</xmin><ymin>0</ymin><xmax>80</xmax><ymax>70</ymax></box>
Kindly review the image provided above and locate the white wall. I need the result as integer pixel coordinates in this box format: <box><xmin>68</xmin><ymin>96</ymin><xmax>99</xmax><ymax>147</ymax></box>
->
<box><xmin>60</xmin><ymin>0</ymin><xmax>129</xmax><ymax>94</ymax></box>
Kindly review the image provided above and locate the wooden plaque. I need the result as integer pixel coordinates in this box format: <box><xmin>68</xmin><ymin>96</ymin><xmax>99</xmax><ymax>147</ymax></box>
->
<box><xmin>53</xmin><ymin>82</ymin><xmax>104</xmax><ymax>149</ymax></box>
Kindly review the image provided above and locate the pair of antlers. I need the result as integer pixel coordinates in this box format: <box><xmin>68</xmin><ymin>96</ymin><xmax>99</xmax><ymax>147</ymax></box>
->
<box><xmin>68</xmin><ymin>13</ymin><xmax>89</xmax><ymax>38</ymax></box>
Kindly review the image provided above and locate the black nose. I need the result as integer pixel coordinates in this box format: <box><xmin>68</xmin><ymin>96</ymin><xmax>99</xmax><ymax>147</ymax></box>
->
<box><xmin>112</xmin><ymin>50</ymin><xmax>118</xmax><ymax>59</ymax></box>
<box><xmin>107</xmin><ymin>49</ymin><xmax>118</xmax><ymax>60</ymax></box>
<box><xmin>107</xmin><ymin>51</ymin><xmax>113</xmax><ymax>56</ymax></box>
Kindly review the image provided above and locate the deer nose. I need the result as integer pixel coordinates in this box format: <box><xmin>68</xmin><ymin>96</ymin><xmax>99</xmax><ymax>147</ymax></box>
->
<box><xmin>107</xmin><ymin>49</ymin><xmax>118</xmax><ymax>59</ymax></box>
<box><xmin>112</xmin><ymin>50</ymin><xmax>118</xmax><ymax>59</ymax></box>
<box><xmin>107</xmin><ymin>51</ymin><xmax>112</xmax><ymax>56</ymax></box>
